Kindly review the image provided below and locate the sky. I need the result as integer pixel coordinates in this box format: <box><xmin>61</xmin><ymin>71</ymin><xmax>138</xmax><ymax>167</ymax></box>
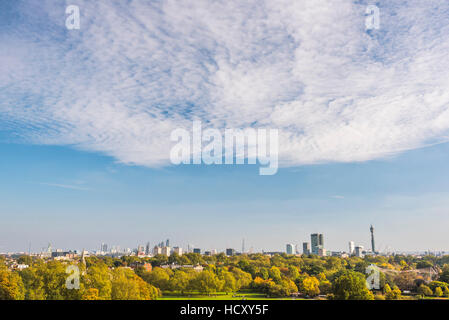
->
<box><xmin>1</xmin><ymin>0</ymin><xmax>449</xmax><ymax>253</ymax></box>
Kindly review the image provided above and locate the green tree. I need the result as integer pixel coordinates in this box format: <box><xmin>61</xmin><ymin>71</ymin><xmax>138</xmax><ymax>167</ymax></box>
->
<box><xmin>220</xmin><ymin>271</ymin><xmax>237</xmax><ymax>294</ymax></box>
<box><xmin>111</xmin><ymin>267</ymin><xmax>158</xmax><ymax>300</ymax></box>
<box><xmin>269</xmin><ymin>266</ymin><xmax>281</xmax><ymax>283</ymax></box>
<box><xmin>299</xmin><ymin>276</ymin><xmax>320</xmax><ymax>297</ymax></box>
<box><xmin>230</xmin><ymin>267</ymin><xmax>252</xmax><ymax>290</ymax></box>
<box><xmin>384</xmin><ymin>284</ymin><xmax>401</xmax><ymax>300</ymax></box>
<box><xmin>190</xmin><ymin>270</ymin><xmax>222</xmax><ymax>295</ymax></box>
<box><xmin>417</xmin><ymin>284</ymin><xmax>433</xmax><ymax>297</ymax></box>
<box><xmin>144</xmin><ymin>267</ymin><xmax>170</xmax><ymax>291</ymax></box>
<box><xmin>443</xmin><ymin>286</ymin><xmax>449</xmax><ymax>298</ymax></box>
<box><xmin>84</xmin><ymin>263</ymin><xmax>112</xmax><ymax>299</ymax></box>
<box><xmin>17</xmin><ymin>255</ymin><xmax>33</xmax><ymax>266</ymax></box>
<box><xmin>435</xmin><ymin>287</ymin><xmax>443</xmax><ymax>297</ymax></box>
<box><xmin>170</xmin><ymin>270</ymin><xmax>191</xmax><ymax>294</ymax></box>
<box><xmin>0</xmin><ymin>269</ymin><xmax>25</xmax><ymax>300</ymax></box>
<box><xmin>332</xmin><ymin>270</ymin><xmax>374</xmax><ymax>300</ymax></box>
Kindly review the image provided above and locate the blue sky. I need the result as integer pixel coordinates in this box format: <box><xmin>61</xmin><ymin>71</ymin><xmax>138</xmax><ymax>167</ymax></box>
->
<box><xmin>1</xmin><ymin>0</ymin><xmax>449</xmax><ymax>253</ymax></box>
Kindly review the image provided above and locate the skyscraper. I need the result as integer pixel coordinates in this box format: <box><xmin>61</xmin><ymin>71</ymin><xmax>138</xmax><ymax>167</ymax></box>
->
<box><xmin>173</xmin><ymin>247</ymin><xmax>183</xmax><ymax>256</ymax></box>
<box><xmin>355</xmin><ymin>245</ymin><xmax>364</xmax><ymax>258</ymax></box>
<box><xmin>370</xmin><ymin>225</ymin><xmax>375</xmax><ymax>253</ymax></box>
<box><xmin>166</xmin><ymin>239</ymin><xmax>170</xmax><ymax>247</ymax></box>
<box><xmin>286</xmin><ymin>243</ymin><xmax>294</xmax><ymax>255</ymax></box>
<box><xmin>145</xmin><ymin>242</ymin><xmax>150</xmax><ymax>255</ymax></box>
<box><xmin>311</xmin><ymin>233</ymin><xmax>324</xmax><ymax>255</ymax></box>
<box><xmin>303</xmin><ymin>242</ymin><xmax>310</xmax><ymax>255</ymax></box>
<box><xmin>349</xmin><ymin>241</ymin><xmax>355</xmax><ymax>255</ymax></box>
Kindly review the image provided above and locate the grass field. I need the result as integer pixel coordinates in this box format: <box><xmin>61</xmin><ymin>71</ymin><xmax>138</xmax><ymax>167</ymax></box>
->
<box><xmin>158</xmin><ymin>292</ymin><xmax>307</xmax><ymax>300</ymax></box>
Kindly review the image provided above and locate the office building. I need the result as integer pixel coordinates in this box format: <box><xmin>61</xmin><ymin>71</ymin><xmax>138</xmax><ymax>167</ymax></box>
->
<box><xmin>349</xmin><ymin>241</ymin><xmax>355</xmax><ymax>255</ymax></box>
<box><xmin>193</xmin><ymin>248</ymin><xmax>201</xmax><ymax>254</ymax></box>
<box><xmin>311</xmin><ymin>233</ymin><xmax>324</xmax><ymax>255</ymax></box>
<box><xmin>226</xmin><ymin>248</ymin><xmax>236</xmax><ymax>256</ymax></box>
<box><xmin>303</xmin><ymin>242</ymin><xmax>310</xmax><ymax>255</ymax></box>
<box><xmin>317</xmin><ymin>247</ymin><xmax>327</xmax><ymax>257</ymax></box>
<box><xmin>153</xmin><ymin>246</ymin><xmax>162</xmax><ymax>255</ymax></box>
<box><xmin>162</xmin><ymin>246</ymin><xmax>171</xmax><ymax>256</ymax></box>
<box><xmin>286</xmin><ymin>243</ymin><xmax>294</xmax><ymax>255</ymax></box>
<box><xmin>173</xmin><ymin>247</ymin><xmax>183</xmax><ymax>256</ymax></box>
<box><xmin>355</xmin><ymin>246</ymin><xmax>364</xmax><ymax>258</ymax></box>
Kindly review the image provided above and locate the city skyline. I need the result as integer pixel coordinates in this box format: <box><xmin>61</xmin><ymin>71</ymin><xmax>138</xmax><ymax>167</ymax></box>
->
<box><xmin>3</xmin><ymin>224</ymin><xmax>449</xmax><ymax>255</ymax></box>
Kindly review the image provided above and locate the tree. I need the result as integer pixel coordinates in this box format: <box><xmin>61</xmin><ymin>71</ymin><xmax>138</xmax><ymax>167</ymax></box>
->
<box><xmin>82</xmin><ymin>288</ymin><xmax>99</xmax><ymax>300</ymax></box>
<box><xmin>170</xmin><ymin>270</ymin><xmax>191</xmax><ymax>294</ymax></box>
<box><xmin>417</xmin><ymin>285</ymin><xmax>433</xmax><ymax>297</ymax></box>
<box><xmin>332</xmin><ymin>270</ymin><xmax>374</xmax><ymax>300</ymax></box>
<box><xmin>439</xmin><ymin>264</ymin><xmax>449</xmax><ymax>283</ymax></box>
<box><xmin>17</xmin><ymin>255</ymin><xmax>33</xmax><ymax>266</ymax></box>
<box><xmin>428</xmin><ymin>281</ymin><xmax>448</xmax><ymax>292</ymax></box>
<box><xmin>190</xmin><ymin>270</ymin><xmax>222</xmax><ymax>295</ymax></box>
<box><xmin>300</xmin><ymin>276</ymin><xmax>320</xmax><ymax>297</ymax></box>
<box><xmin>268</xmin><ymin>266</ymin><xmax>281</xmax><ymax>283</ymax></box>
<box><xmin>19</xmin><ymin>266</ymin><xmax>46</xmax><ymax>300</ymax></box>
<box><xmin>394</xmin><ymin>272</ymin><xmax>416</xmax><ymax>291</ymax></box>
<box><xmin>220</xmin><ymin>271</ymin><xmax>237</xmax><ymax>294</ymax></box>
<box><xmin>435</xmin><ymin>287</ymin><xmax>443</xmax><ymax>297</ymax></box>
<box><xmin>384</xmin><ymin>284</ymin><xmax>401</xmax><ymax>300</ymax></box>
<box><xmin>84</xmin><ymin>263</ymin><xmax>112</xmax><ymax>299</ymax></box>
<box><xmin>0</xmin><ymin>269</ymin><xmax>25</xmax><ymax>300</ymax></box>
<box><xmin>287</xmin><ymin>266</ymin><xmax>300</xmax><ymax>281</ymax></box>
<box><xmin>267</xmin><ymin>279</ymin><xmax>298</xmax><ymax>297</ymax></box>
<box><xmin>111</xmin><ymin>267</ymin><xmax>159</xmax><ymax>300</ymax></box>
<box><xmin>144</xmin><ymin>267</ymin><xmax>170</xmax><ymax>291</ymax></box>
<box><xmin>443</xmin><ymin>286</ymin><xmax>449</xmax><ymax>298</ymax></box>
<box><xmin>230</xmin><ymin>268</ymin><xmax>252</xmax><ymax>290</ymax></box>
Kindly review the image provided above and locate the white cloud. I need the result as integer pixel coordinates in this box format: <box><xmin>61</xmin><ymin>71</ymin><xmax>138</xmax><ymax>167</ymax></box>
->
<box><xmin>38</xmin><ymin>182</ymin><xmax>90</xmax><ymax>191</ymax></box>
<box><xmin>1</xmin><ymin>0</ymin><xmax>449</xmax><ymax>168</ymax></box>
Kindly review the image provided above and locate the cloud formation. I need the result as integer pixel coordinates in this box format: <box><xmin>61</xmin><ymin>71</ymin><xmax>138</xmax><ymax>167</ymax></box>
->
<box><xmin>1</xmin><ymin>0</ymin><xmax>449</xmax><ymax>167</ymax></box>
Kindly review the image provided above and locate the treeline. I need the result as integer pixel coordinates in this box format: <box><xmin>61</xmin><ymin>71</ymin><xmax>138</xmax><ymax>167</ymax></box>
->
<box><xmin>2</xmin><ymin>253</ymin><xmax>449</xmax><ymax>300</ymax></box>
<box><xmin>0</xmin><ymin>259</ymin><xmax>160</xmax><ymax>300</ymax></box>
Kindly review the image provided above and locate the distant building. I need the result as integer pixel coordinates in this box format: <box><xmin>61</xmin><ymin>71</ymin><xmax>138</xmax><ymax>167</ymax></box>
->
<box><xmin>226</xmin><ymin>248</ymin><xmax>236</xmax><ymax>256</ymax></box>
<box><xmin>303</xmin><ymin>242</ymin><xmax>310</xmax><ymax>255</ymax></box>
<box><xmin>193</xmin><ymin>248</ymin><xmax>201</xmax><ymax>254</ymax></box>
<box><xmin>263</xmin><ymin>251</ymin><xmax>284</xmax><ymax>256</ymax></box>
<box><xmin>317</xmin><ymin>248</ymin><xmax>327</xmax><ymax>257</ymax></box>
<box><xmin>211</xmin><ymin>249</ymin><xmax>218</xmax><ymax>255</ymax></box>
<box><xmin>162</xmin><ymin>246</ymin><xmax>171</xmax><ymax>256</ymax></box>
<box><xmin>286</xmin><ymin>244</ymin><xmax>294</xmax><ymax>255</ymax></box>
<box><xmin>137</xmin><ymin>245</ymin><xmax>145</xmax><ymax>256</ymax></box>
<box><xmin>166</xmin><ymin>239</ymin><xmax>170</xmax><ymax>247</ymax></box>
<box><xmin>311</xmin><ymin>233</ymin><xmax>324</xmax><ymax>255</ymax></box>
<box><xmin>145</xmin><ymin>242</ymin><xmax>150</xmax><ymax>255</ymax></box>
<box><xmin>101</xmin><ymin>243</ymin><xmax>108</xmax><ymax>253</ymax></box>
<box><xmin>355</xmin><ymin>246</ymin><xmax>364</xmax><ymax>258</ymax></box>
<box><xmin>370</xmin><ymin>225</ymin><xmax>376</xmax><ymax>253</ymax></box>
<box><xmin>204</xmin><ymin>251</ymin><xmax>211</xmax><ymax>256</ymax></box>
<box><xmin>153</xmin><ymin>246</ymin><xmax>162</xmax><ymax>255</ymax></box>
<box><xmin>349</xmin><ymin>241</ymin><xmax>355</xmax><ymax>255</ymax></box>
<box><xmin>173</xmin><ymin>247</ymin><xmax>183</xmax><ymax>256</ymax></box>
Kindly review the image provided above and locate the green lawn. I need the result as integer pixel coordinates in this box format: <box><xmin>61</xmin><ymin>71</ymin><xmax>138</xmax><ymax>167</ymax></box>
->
<box><xmin>158</xmin><ymin>292</ymin><xmax>306</xmax><ymax>300</ymax></box>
